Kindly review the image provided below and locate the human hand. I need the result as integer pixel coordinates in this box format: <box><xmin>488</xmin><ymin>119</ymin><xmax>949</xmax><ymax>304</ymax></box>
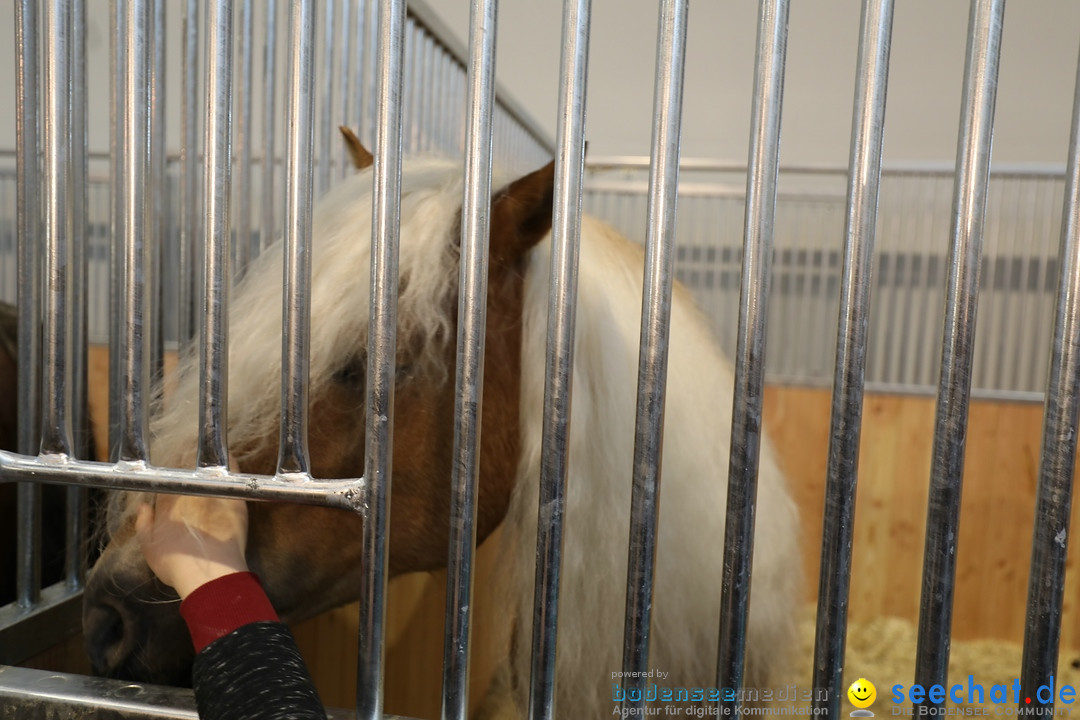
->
<box><xmin>135</xmin><ymin>494</ymin><xmax>250</xmax><ymax>600</ymax></box>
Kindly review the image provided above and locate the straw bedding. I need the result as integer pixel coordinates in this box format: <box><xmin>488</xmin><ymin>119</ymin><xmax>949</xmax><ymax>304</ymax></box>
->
<box><xmin>790</xmin><ymin>606</ymin><xmax>1080</xmax><ymax>716</ymax></box>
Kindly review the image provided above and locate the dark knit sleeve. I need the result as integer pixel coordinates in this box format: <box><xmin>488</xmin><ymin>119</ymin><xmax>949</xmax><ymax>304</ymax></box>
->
<box><xmin>191</xmin><ymin>621</ymin><xmax>328</xmax><ymax>720</ymax></box>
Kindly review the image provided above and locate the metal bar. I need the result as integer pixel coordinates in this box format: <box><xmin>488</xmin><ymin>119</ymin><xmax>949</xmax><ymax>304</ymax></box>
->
<box><xmin>811</xmin><ymin>1</ymin><xmax>894</xmax><ymax>717</ymax></box>
<box><xmin>66</xmin><ymin>0</ymin><xmax>90</xmax><ymax>590</ymax></box>
<box><xmin>199</xmin><ymin>0</ymin><xmax>235</xmax><ymax>470</ymax></box>
<box><xmin>108</xmin><ymin>0</ymin><xmax>125</xmax><ymax>462</ymax></box>
<box><xmin>0</xmin><ymin>666</ymin><xmax>368</xmax><ymax>720</ymax></box>
<box><xmin>351</xmin><ymin>0</ymin><xmax>367</xmax><ymax>139</ymax></box>
<box><xmin>319</xmin><ymin>0</ymin><xmax>335</xmax><ymax>194</ymax></box>
<box><xmin>236</xmin><ymin>0</ymin><xmax>254</xmax><ymax>276</ymax></box>
<box><xmin>364</xmin><ymin>0</ymin><xmax>378</xmax><ymax>141</ymax></box>
<box><xmin>716</xmin><ymin>0</ymin><xmax>790</xmax><ymax>708</ymax></box>
<box><xmin>118</xmin><ymin>0</ymin><xmax>150</xmax><ymax>463</ymax></box>
<box><xmin>0</xmin><ymin>452</ymin><xmax>363</xmax><ymax>509</ymax></box>
<box><xmin>440</xmin><ymin>0</ymin><xmax>498</xmax><ymax>715</ymax></box>
<box><xmin>179</xmin><ymin>0</ymin><xmax>199</xmax><ymax>348</ymax></box>
<box><xmin>585</xmin><ymin>156</ymin><xmax>1070</xmax><ymax>179</ymax></box>
<box><xmin>149</xmin><ymin>0</ymin><xmax>165</xmax><ymax>393</ymax></box>
<box><xmin>437</xmin><ymin>50</ymin><xmax>451</xmax><ymax>154</ymax></box>
<box><xmin>15</xmin><ymin>0</ymin><xmax>42</xmax><ymax>610</ymax></box>
<box><xmin>41</xmin><ymin>0</ymin><xmax>73</xmax><ymax>458</ymax></box>
<box><xmin>277</xmin><ymin>0</ymin><xmax>316</xmax><ymax>477</ymax></box>
<box><xmin>1018</xmin><ymin>40</ymin><xmax>1080</xmax><ymax>715</ymax></box>
<box><xmin>528</xmin><ymin>0</ymin><xmax>590</xmax><ymax>716</ymax></box>
<box><xmin>260</xmin><ymin>0</ymin><xmax>278</xmax><ymax>252</ymax></box>
<box><xmin>913</xmin><ymin>0</ymin><xmax>1004</xmax><ymax>703</ymax></box>
<box><xmin>153</xmin><ymin>0</ymin><xmax>165</xmax><ymax>371</ymax></box>
<box><xmin>338</xmin><ymin>0</ymin><xmax>352</xmax><ymax>180</ymax></box>
<box><xmin>415</xmin><ymin>32</ymin><xmax>430</xmax><ymax>153</ymax></box>
<box><xmin>620</xmin><ymin>0</ymin><xmax>689</xmax><ymax>712</ymax></box>
<box><xmin>69</xmin><ymin>0</ymin><xmax>89</xmax><ymax>461</ymax></box>
<box><xmin>38</xmin><ymin>0</ymin><xmax>74</xmax><ymax>614</ymax></box>
<box><xmin>357</xmin><ymin>0</ymin><xmax>407</xmax><ymax>716</ymax></box>
<box><xmin>402</xmin><ymin>22</ymin><xmax>416</xmax><ymax>152</ymax></box>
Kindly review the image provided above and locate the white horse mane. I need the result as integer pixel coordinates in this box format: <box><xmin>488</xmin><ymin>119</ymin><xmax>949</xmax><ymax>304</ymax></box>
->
<box><xmin>504</xmin><ymin>210</ymin><xmax>800</xmax><ymax>715</ymax></box>
<box><xmin>147</xmin><ymin>156</ymin><xmax>800</xmax><ymax>716</ymax></box>
<box><xmin>151</xmin><ymin>159</ymin><xmax>466</xmax><ymax>467</ymax></box>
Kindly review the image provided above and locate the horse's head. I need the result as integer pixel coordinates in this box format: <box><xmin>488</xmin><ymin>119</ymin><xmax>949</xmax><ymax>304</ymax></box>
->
<box><xmin>82</xmin><ymin>149</ymin><xmax>556</xmax><ymax>684</ymax></box>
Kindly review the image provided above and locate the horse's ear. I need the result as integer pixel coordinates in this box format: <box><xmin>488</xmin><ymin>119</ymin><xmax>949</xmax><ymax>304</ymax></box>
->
<box><xmin>490</xmin><ymin>160</ymin><xmax>555</xmax><ymax>264</ymax></box>
<box><xmin>340</xmin><ymin>125</ymin><xmax>374</xmax><ymax>170</ymax></box>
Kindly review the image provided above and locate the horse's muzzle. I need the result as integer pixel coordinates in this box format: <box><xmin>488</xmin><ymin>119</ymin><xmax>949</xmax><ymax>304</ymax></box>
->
<box><xmin>82</xmin><ymin>555</ymin><xmax>196</xmax><ymax>686</ymax></box>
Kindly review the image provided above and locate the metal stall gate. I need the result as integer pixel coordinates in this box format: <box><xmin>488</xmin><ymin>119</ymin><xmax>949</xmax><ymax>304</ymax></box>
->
<box><xmin>0</xmin><ymin>0</ymin><xmax>1079</xmax><ymax>719</ymax></box>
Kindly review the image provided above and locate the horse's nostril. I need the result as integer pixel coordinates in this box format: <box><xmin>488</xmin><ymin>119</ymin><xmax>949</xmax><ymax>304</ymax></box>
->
<box><xmin>84</xmin><ymin>601</ymin><xmax>131</xmax><ymax>676</ymax></box>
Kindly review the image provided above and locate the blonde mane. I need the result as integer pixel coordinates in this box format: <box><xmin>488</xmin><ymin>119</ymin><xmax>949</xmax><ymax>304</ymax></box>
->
<box><xmin>151</xmin><ymin>160</ymin><xmax>466</xmax><ymax>468</ymax></box>
<box><xmin>502</xmin><ymin>217</ymin><xmax>799</xmax><ymax>714</ymax></box>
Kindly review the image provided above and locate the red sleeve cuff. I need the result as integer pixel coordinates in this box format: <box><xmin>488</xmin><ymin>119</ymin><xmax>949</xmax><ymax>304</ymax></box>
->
<box><xmin>179</xmin><ymin>571</ymin><xmax>280</xmax><ymax>654</ymax></box>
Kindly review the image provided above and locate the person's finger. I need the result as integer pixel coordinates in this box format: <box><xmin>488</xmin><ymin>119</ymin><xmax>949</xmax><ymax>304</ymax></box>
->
<box><xmin>134</xmin><ymin>503</ymin><xmax>153</xmax><ymax>539</ymax></box>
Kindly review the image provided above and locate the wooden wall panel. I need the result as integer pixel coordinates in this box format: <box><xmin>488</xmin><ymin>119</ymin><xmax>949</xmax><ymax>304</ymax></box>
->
<box><xmin>762</xmin><ymin>385</ymin><xmax>1067</xmax><ymax>648</ymax></box>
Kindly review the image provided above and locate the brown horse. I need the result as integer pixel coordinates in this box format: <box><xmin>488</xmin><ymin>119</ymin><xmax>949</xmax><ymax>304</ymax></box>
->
<box><xmin>82</xmin><ymin>143</ymin><xmax>800</xmax><ymax>716</ymax></box>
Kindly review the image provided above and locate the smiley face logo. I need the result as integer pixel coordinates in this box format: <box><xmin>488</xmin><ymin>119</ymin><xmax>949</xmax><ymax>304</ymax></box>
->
<box><xmin>848</xmin><ymin>678</ymin><xmax>877</xmax><ymax>709</ymax></box>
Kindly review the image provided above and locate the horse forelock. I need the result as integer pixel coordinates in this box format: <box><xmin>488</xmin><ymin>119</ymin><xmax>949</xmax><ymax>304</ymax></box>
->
<box><xmin>149</xmin><ymin>158</ymin><xmax>468</xmax><ymax>472</ymax></box>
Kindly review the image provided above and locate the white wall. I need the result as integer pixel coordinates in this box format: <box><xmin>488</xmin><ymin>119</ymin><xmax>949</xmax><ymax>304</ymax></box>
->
<box><xmin>1</xmin><ymin>2</ymin><xmax>1078</xmax><ymax>166</ymax></box>
<box><xmin>420</xmin><ymin>0</ymin><xmax>1080</xmax><ymax>166</ymax></box>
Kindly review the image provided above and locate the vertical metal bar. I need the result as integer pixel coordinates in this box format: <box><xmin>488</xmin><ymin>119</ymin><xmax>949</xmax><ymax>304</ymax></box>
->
<box><xmin>716</xmin><ymin>0</ymin><xmax>790</xmax><ymax>708</ymax></box>
<box><xmin>278</xmin><ymin>0</ymin><xmax>315</xmax><ymax>477</ymax></box>
<box><xmin>357</xmin><ymin>0</ymin><xmax>406</xmax><ymax>716</ymax></box>
<box><xmin>66</xmin><ymin>0</ymin><xmax>90</xmax><ymax>590</ymax></box>
<box><xmin>1014</xmin><ymin>182</ymin><xmax>1044</xmax><ymax>391</ymax></box>
<box><xmin>528</xmin><ymin>0</ymin><xmax>590</xmax><ymax>717</ymax></box>
<box><xmin>422</xmin><ymin>34</ymin><xmax>435</xmax><ymax>153</ymax></box>
<box><xmin>914</xmin><ymin>0</ymin><xmax>1004</xmax><ymax>704</ymax></box>
<box><xmin>69</xmin><ymin>0</ymin><xmax>89</xmax><ymax>461</ymax></box>
<box><xmin>414</xmin><ymin>24</ymin><xmax>425</xmax><ymax>152</ymax></box>
<box><xmin>199</xmin><ymin>0</ymin><xmax>234</xmax><ymax>470</ymax></box>
<box><xmin>40</xmin><ymin>0</ymin><xmax>74</xmax><ymax>604</ymax></box>
<box><xmin>261</xmin><ymin>0</ymin><xmax>278</xmax><ymax>252</ymax></box>
<box><xmin>412</xmin><ymin>24</ymin><xmax>424</xmax><ymax>152</ymax></box>
<box><xmin>441</xmin><ymin>0</ymin><xmax>498</xmax><ymax>715</ymax></box>
<box><xmin>118</xmin><ymin>0</ymin><xmax>150</xmax><ymax>463</ymax></box>
<box><xmin>402</xmin><ymin>22</ymin><xmax>415</xmax><ymax>153</ymax></box>
<box><xmin>351</xmin><ymin>0</ymin><xmax>367</xmax><ymax>140</ymax></box>
<box><xmin>811</xmin><ymin>1</ymin><xmax>894</xmax><ymax>717</ymax></box>
<box><xmin>179</xmin><ymin>0</ymin><xmax>199</xmax><ymax>348</ymax></box>
<box><xmin>1018</xmin><ymin>42</ymin><xmax>1080</xmax><ymax>717</ymax></box>
<box><xmin>15</xmin><ymin>0</ymin><xmax>42</xmax><ymax>609</ymax></box>
<box><xmin>319</xmin><ymin>0</ymin><xmax>334</xmax><ymax>194</ymax></box>
<box><xmin>108</xmin><ymin>0</ymin><xmax>126</xmax><ymax>462</ymax></box>
<box><xmin>620</xmin><ymin>0</ymin><xmax>689</xmax><ymax>713</ymax></box>
<box><xmin>149</xmin><ymin>0</ymin><xmax>165</xmax><ymax>392</ymax></box>
<box><xmin>236</xmin><ymin>0</ymin><xmax>254</xmax><ymax>276</ymax></box>
<box><xmin>438</xmin><ymin>51</ymin><xmax>452</xmax><ymax>153</ymax></box>
<box><xmin>366</xmin><ymin>1</ymin><xmax>379</xmax><ymax>140</ymax></box>
<box><xmin>41</xmin><ymin>0</ymin><xmax>73</xmax><ymax>457</ymax></box>
<box><xmin>338</xmin><ymin>0</ymin><xmax>352</xmax><ymax>180</ymax></box>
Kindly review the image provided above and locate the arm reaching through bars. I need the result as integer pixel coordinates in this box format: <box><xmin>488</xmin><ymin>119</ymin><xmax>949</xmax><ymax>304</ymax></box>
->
<box><xmin>136</xmin><ymin>494</ymin><xmax>328</xmax><ymax>720</ymax></box>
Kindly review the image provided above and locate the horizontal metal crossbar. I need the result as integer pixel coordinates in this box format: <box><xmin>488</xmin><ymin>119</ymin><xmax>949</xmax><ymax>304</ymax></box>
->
<box><xmin>0</xmin><ymin>665</ymin><xmax>408</xmax><ymax>719</ymax></box>
<box><xmin>0</xmin><ymin>452</ymin><xmax>364</xmax><ymax>510</ymax></box>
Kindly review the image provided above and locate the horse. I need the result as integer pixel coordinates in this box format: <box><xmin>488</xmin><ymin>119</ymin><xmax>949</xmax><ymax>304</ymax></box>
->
<box><xmin>81</xmin><ymin>138</ymin><xmax>801</xmax><ymax>717</ymax></box>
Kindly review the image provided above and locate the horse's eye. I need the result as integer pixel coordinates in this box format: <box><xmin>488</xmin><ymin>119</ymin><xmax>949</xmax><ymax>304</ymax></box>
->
<box><xmin>333</xmin><ymin>357</ymin><xmax>413</xmax><ymax>386</ymax></box>
<box><xmin>333</xmin><ymin>356</ymin><xmax>366</xmax><ymax>386</ymax></box>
